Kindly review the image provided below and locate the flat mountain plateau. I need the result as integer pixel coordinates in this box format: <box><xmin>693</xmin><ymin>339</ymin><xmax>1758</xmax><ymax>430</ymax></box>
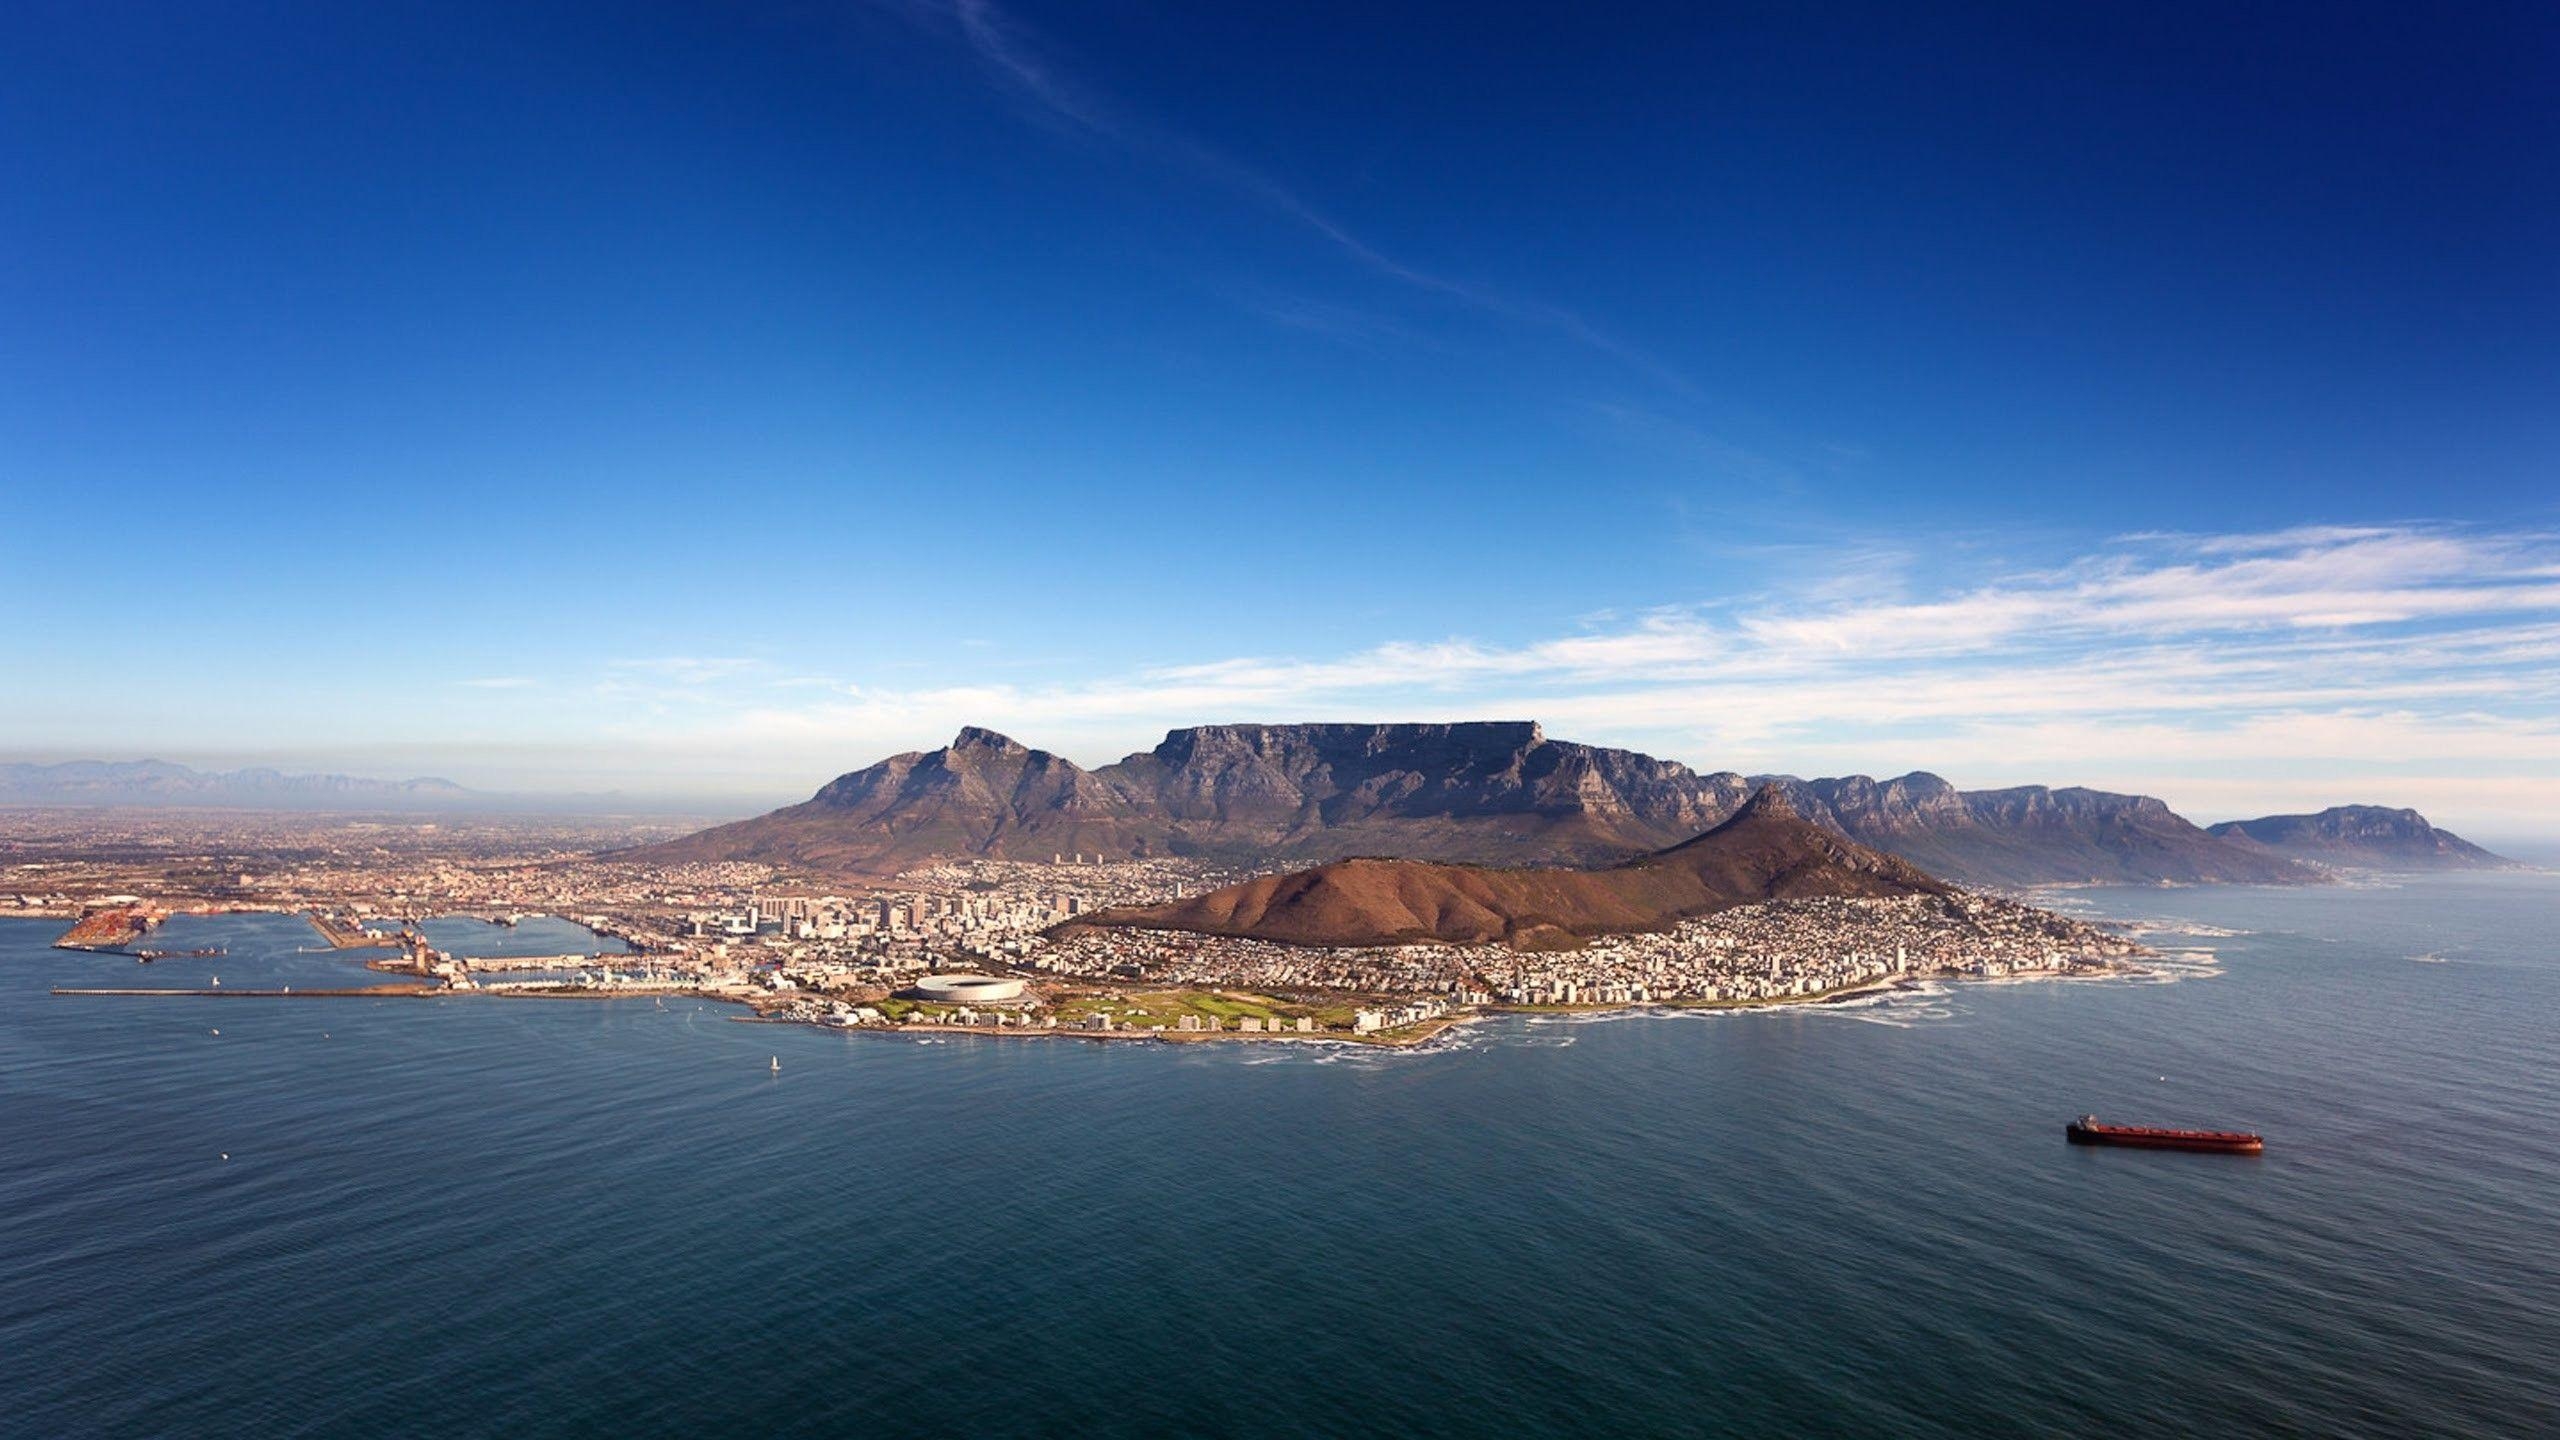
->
<box><xmin>638</xmin><ymin>721</ymin><xmax>2510</xmax><ymax>886</ymax></box>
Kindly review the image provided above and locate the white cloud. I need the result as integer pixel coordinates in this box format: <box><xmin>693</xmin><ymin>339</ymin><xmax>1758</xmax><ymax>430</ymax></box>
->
<box><xmin>575</xmin><ymin>523</ymin><xmax>2560</xmax><ymax>834</ymax></box>
<box><xmin>607</xmin><ymin>656</ymin><xmax>766</xmax><ymax>687</ymax></box>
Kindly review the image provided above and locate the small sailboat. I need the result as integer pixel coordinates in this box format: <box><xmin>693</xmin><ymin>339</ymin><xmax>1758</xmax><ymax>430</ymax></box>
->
<box><xmin>770</xmin><ymin>1056</ymin><xmax>781</xmax><ymax>1073</ymax></box>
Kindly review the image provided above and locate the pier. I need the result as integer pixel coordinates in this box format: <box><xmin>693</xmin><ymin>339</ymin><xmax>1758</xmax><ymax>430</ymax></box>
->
<box><xmin>52</xmin><ymin>985</ymin><xmax>442</xmax><ymax>999</ymax></box>
<box><xmin>447</xmin><ymin>953</ymin><xmax>623</xmax><ymax>971</ymax></box>
<box><xmin>304</xmin><ymin>910</ymin><xmax>399</xmax><ymax>950</ymax></box>
<box><xmin>52</xmin><ymin>905</ymin><xmax>162</xmax><ymax>952</ymax></box>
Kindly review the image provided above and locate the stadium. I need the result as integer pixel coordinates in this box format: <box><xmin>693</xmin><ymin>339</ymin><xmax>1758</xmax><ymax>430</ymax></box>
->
<box><xmin>911</xmin><ymin>974</ymin><xmax>1029</xmax><ymax>1006</ymax></box>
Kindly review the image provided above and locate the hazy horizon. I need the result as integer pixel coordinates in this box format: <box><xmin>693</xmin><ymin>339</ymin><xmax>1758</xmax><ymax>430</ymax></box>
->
<box><xmin>6</xmin><ymin>714</ymin><xmax>2558</xmax><ymax>852</ymax></box>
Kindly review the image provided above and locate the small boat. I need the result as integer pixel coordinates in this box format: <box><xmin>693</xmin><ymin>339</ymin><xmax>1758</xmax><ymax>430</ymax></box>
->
<box><xmin>770</xmin><ymin>1056</ymin><xmax>780</xmax><ymax>1073</ymax></box>
<box><xmin>2067</xmin><ymin>1115</ymin><xmax>2263</xmax><ymax>1154</ymax></box>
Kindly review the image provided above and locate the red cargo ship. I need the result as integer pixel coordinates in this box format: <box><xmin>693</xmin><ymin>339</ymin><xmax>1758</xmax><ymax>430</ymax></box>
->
<box><xmin>2066</xmin><ymin>1115</ymin><xmax>2263</xmax><ymax>1154</ymax></box>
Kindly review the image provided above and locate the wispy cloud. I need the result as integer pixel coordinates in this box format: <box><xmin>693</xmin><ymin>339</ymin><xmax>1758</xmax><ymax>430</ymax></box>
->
<box><xmin>880</xmin><ymin>0</ymin><xmax>1697</xmax><ymax>396</ymax></box>
<box><xmin>609</xmin><ymin>656</ymin><xmax>766</xmax><ymax>686</ymax></box>
<box><xmin>585</xmin><ymin>523</ymin><xmax>2560</xmax><ymax>830</ymax></box>
<box><xmin>458</xmin><ymin>676</ymin><xmax>539</xmax><ymax>690</ymax></box>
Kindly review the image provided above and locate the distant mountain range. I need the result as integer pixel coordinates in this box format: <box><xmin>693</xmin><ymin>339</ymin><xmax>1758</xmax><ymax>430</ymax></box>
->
<box><xmin>639</xmin><ymin>722</ymin><xmax>2513</xmax><ymax>885</ymax></box>
<box><xmin>0</xmin><ymin>761</ymin><xmax>746</xmax><ymax>818</ymax></box>
<box><xmin>0</xmin><ymin>760</ymin><xmax>473</xmax><ymax>811</ymax></box>
<box><xmin>2207</xmin><ymin>806</ymin><xmax>2512</xmax><ymax>869</ymax></box>
<box><xmin>1070</xmin><ymin>785</ymin><xmax>1950</xmax><ymax>950</ymax></box>
<box><xmin>1756</xmin><ymin>772</ymin><xmax>2309</xmax><ymax>886</ymax></box>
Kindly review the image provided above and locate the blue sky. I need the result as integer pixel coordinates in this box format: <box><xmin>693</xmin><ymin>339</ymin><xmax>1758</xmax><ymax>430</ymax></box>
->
<box><xmin>4</xmin><ymin>2</ymin><xmax>2556</xmax><ymax>833</ymax></box>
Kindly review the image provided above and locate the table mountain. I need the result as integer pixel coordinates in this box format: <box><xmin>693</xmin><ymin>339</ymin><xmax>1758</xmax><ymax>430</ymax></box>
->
<box><xmin>639</xmin><ymin>721</ymin><xmax>2346</xmax><ymax>886</ymax></box>
<box><xmin>642</xmin><ymin>721</ymin><xmax>1749</xmax><ymax>873</ymax></box>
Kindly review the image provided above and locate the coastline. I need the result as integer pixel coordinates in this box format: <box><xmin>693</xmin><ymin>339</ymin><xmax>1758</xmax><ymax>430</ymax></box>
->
<box><xmin>724</xmin><ymin>956</ymin><xmax>2128</xmax><ymax>1049</ymax></box>
<box><xmin>35</xmin><ymin>905</ymin><xmax>2138</xmax><ymax>1052</ymax></box>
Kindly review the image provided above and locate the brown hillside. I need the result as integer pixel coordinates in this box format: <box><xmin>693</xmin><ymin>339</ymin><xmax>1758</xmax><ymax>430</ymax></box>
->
<box><xmin>1067</xmin><ymin>785</ymin><xmax>1952</xmax><ymax>950</ymax></box>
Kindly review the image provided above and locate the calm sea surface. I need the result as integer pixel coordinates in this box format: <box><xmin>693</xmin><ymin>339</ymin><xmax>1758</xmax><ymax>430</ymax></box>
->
<box><xmin>4</xmin><ymin>878</ymin><xmax>2556</xmax><ymax>1437</ymax></box>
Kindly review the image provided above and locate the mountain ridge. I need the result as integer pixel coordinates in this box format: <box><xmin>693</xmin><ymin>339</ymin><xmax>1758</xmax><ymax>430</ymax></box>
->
<box><xmin>639</xmin><ymin>721</ymin><xmax>2489</xmax><ymax>885</ymax></box>
<box><xmin>644</xmin><ymin>721</ymin><xmax>1750</xmax><ymax>873</ymax></box>
<box><xmin>0</xmin><ymin>760</ymin><xmax>471</xmax><ymax>811</ymax></box>
<box><xmin>0</xmin><ymin>760</ymin><xmax>729</xmax><ymax>818</ymax></box>
<box><xmin>2207</xmin><ymin>805</ymin><xmax>2514</xmax><ymax>870</ymax></box>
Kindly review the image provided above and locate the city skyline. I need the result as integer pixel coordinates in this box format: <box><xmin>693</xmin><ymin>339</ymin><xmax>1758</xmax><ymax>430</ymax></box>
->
<box><xmin>6</xmin><ymin>2</ymin><xmax>2555</xmax><ymax>835</ymax></box>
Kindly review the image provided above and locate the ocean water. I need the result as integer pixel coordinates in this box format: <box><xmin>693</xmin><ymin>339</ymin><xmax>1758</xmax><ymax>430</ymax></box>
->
<box><xmin>3</xmin><ymin>874</ymin><xmax>2555</xmax><ymax>1437</ymax></box>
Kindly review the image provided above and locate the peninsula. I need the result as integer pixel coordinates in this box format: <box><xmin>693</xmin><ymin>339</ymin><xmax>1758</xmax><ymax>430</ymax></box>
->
<box><xmin>18</xmin><ymin>780</ymin><xmax>2149</xmax><ymax>1048</ymax></box>
<box><xmin>18</xmin><ymin>721</ymin><xmax>2510</xmax><ymax>1047</ymax></box>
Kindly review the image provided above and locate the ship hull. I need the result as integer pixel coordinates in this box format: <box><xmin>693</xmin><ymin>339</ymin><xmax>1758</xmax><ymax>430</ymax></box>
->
<box><xmin>2067</xmin><ymin>1122</ymin><xmax>2262</xmax><ymax>1154</ymax></box>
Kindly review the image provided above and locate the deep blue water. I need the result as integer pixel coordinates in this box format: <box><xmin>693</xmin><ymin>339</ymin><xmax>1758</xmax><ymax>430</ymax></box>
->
<box><xmin>4</xmin><ymin>875</ymin><xmax>2556</xmax><ymax>1437</ymax></box>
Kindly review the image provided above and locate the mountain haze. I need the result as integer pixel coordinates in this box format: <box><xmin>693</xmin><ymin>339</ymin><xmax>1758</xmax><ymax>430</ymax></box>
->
<box><xmin>0</xmin><ymin>760</ymin><xmax>472</xmax><ymax>811</ymax></box>
<box><xmin>2207</xmin><ymin>806</ymin><xmax>2513</xmax><ymax>870</ymax></box>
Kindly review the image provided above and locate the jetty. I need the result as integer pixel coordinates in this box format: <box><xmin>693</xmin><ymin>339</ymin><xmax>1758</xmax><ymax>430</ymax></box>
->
<box><xmin>52</xmin><ymin>985</ymin><xmax>442</xmax><ymax>999</ymax></box>
<box><xmin>304</xmin><ymin>911</ymin><xmax>399</xmax><ymax>950</ymax></box>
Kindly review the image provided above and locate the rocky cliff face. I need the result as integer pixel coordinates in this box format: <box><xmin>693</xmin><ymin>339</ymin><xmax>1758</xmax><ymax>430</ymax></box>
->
<box><xmin>1757</xmin><ymin>775</ymin><xmax>2316</xmax><ymax>885</ymax></box>
<box><xmin>650</xmin><ymin>721</ymin><xmax>1750</xmax><ymax>873</ymax></box>
<box><xmin>2206</xmin><ymin>806</ymin><xmax>2510</xmax><ymax>870</ymax></box>
<box><xmin>641</xmin><ymin>722</ymin><xmax>2350</xmax><ymax>886</ymax></box>
<box><xmin>1098</xmin><ymin>721</ymin><xmax>1749</xmax><ymax>861</ymax></box>
<box><xmin>656</xmin><ymin>727</ymin><xmax>1157</xmax><ymax>872</ymax></box>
